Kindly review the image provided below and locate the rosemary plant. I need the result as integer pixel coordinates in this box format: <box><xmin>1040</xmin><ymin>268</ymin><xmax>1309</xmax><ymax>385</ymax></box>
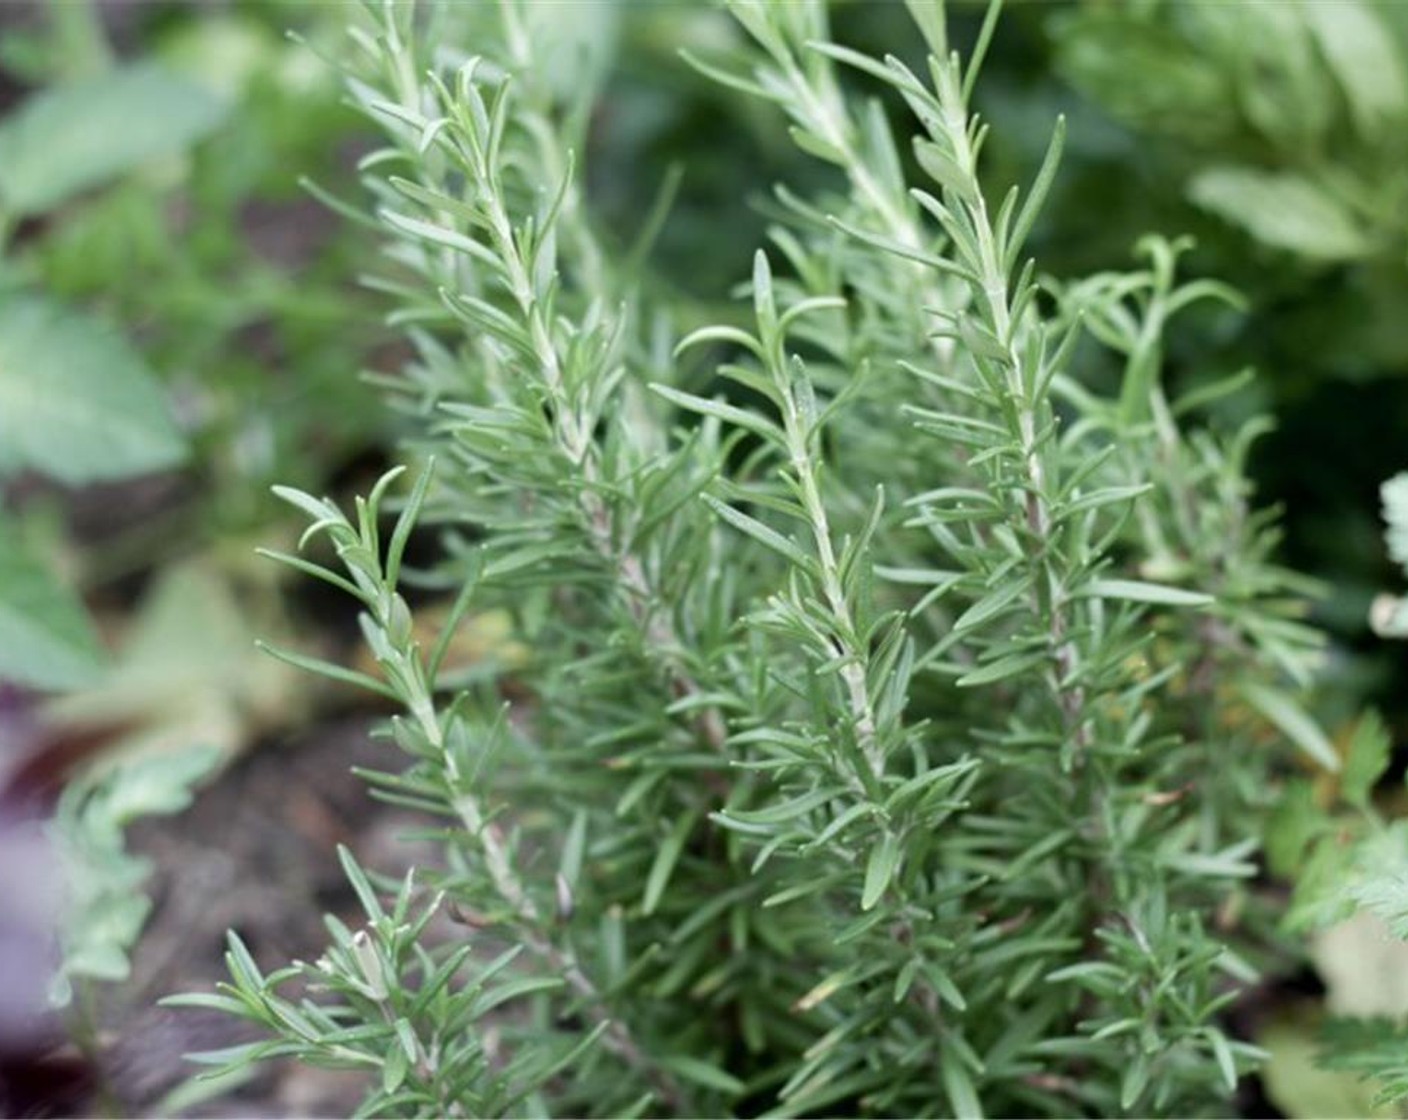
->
<box><xmin>172</xmin><ymin>2</ymin><xmax>1330</xmax><ymax>1115</ymax></box>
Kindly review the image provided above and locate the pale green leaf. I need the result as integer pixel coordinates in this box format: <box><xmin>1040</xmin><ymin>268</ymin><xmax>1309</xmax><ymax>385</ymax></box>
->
<box><xmin>1243</xmin><ymin>683</ymin><xmax>1339</xmax><ymax>771</ymax></box>
<box><xmin>382</xmin><ymin>1045</ymin><xmax>408</xmax><ymax>1094</ymax></box>
<box><xmin>790</xmin><ymin>125</ymin><xmax>846</xmax><ymax>166</ymax></box>
<box><xmin>1205</xmin><ymin>1031</ymin><xmax>1239</xmax><ymax>1093</ymax></box>
<box><xmin>0</xmin><ymin>514</ymin><xmax>104</xmax><ymax>689</ymax></box>
<box><xmin>952</xmin><ymin>577</ymin><xmax>1029</xmax><ymax>633</ymax></box>
<box><xmin>955</xmin><ymin>649</ymin><xmax>1048</xmax><ymax>688</ymax></box>
<box><xmin>0</xmin><ymin>63</ymin><xmax>229</xmax><ymax>215</ymax></box>
<box><xmin>559</xmin><ymin>809</ymin><xmax>587</xmax><ymax>889</ymax></box>
<box><xmin>940</xmin><ymin>1045</ymin><xmax>984</xmax><ymax>1119</ymax></box>
<box><xmin>380</xmin><ymin>209</ymin><xmax>494</xmax><ymax>263</ymax></box>
<box><xmin>1121</xmin><ymin>1052</ymin><xmax>1150</xmax><ymax>1110</ymax></box>
<box><xmin>0</xmin><ymin>296</ymin><xmax>187</xmax><ymax>484</ymax></box>
<box><xmin>1189</xmin><ymin>167</ymin><xmax>1374</xmax><ymax>261</ymax></box>
<box><xmin>914</xmin><ymin>138</ymin><xmax>979</xmax><ymax>205</ymax></box>
<box><xmin>862</xmin><ymin>830</ymin><xmax>902</xmax><ymax>911</ymax></box>
<box><xmin>717</xmin><ymin>788</ymin><xmax>837</xmax><ymax>826</ymax></box>
<box><xmin>1302</xmin><ymin>0</ymin><xmax>1408</xmax><ymax>135</ymax></box>
<box><xmin>1082</xmin><ymin>578</ymin><xmax>1213</xmax><ymax>607</ymax></box>
<box><xmin>903</xmin><ymin>0</ymin><xmax>947</xmax><ymax>62</ymax></box>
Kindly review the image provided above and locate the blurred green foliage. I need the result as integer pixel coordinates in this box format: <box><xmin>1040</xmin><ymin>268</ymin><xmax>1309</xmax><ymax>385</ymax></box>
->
<box><xmin>0</xmin><ymin>0</ymin><xmax>388</xmax><ymax>1062</ymax></box>
<box><xmin>0</xmin><ymin>1</ymin><xmax>388</xmax><ymax>690</ymax></box>
<box><xmin>9</xmin><ymin>2</ymin><xmax>392</xmax><ymax>523</ymax></box>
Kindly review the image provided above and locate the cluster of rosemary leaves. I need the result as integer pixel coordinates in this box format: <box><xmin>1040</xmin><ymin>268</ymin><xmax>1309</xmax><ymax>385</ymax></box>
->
<box><xmin>171</xmin><ymin>3</ymin><xmax>1330</xmax><ymax>1115</ymax></box>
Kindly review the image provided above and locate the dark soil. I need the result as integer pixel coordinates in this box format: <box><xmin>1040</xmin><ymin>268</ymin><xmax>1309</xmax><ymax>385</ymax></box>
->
<box><xmin>0</xmin><ymin>712</ymin><xmax>439</xmax><ymax>1119</ymax></box>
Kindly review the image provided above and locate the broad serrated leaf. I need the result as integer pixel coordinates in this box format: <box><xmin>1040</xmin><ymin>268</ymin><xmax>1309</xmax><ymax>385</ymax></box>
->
<box><xmin>47</xmin><ymin>560</ymin><xmax>303</xmax><ymax>758</ymax></box>
<box><xmin>956</xmin><ymin>649</ymin><xmax>1048</xmax><ymax>688</ymax></box>
<box><xmin>657</xmin><ymin>1054</ymin><xmax>745</xmax><ymax>1096</ymax></box>
<box><xmin>0</xmin><ymin>63</ymin><xmax>229</xmax><ymax>215</ymax></box>
<box><xmin>102</xmin><ymin>744</ymin><xmax>224</xmax><ymax>825</ymax></box>
<box><xmin>1260</xmin><ymin>1013</ymin><xmax>1399</xmax><ymax>1119</ymax></box>
<box><xmin>1286</xmin><ymin>836</ymin><xmax>1360</xmax><ymax>933</ymax></box>
<box><xmin>1343</xmin><ymin>711</ymin><xmax>1392</xmax><ymax>809</ymax></box>
<box><xmin>0</xmin><ymin>296</ymin><xmax>187</xmax><ymax>484</ymax></box>
<box><xmin>1314</xmin><ymin>910</ymin><xmax>1408</xmax><ymax>1021</ymax></box>
<box><xmin>1346</xmin><ymin>825</ymin><xmax>1408</xmax><ymax>940</ymax></box>
<box><xmin>642</xmin><ymin>810</ymin><xmax>698</xmax><ymax>917</ymax></box>
<box><xmin>1312</xmin><ymin>1015</ymin><xmax>1408</xmax><ymax>1111</ymax></box>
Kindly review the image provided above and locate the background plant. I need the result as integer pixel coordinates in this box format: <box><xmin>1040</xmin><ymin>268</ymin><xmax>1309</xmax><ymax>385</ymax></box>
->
<box><xmin>0</xmin><ymin>0</ymin><xmax>391</xmax><ymax>692</ymax></box>
<box><xmin>0</xmin><ymin>0</ymin><xmax>394</xmax><ymax>1097</ymax></box>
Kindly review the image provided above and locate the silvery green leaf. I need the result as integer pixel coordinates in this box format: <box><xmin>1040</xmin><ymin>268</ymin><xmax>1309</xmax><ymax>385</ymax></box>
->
<box><xmin>1189</xmin><ymin>167</ymin><xmax>1374</xmax><ymax>261</ymax></box>
<box><xmin>0</xmin><ymin>63</ymin><xmax>228</xmax><ymax>215</ymax></box>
